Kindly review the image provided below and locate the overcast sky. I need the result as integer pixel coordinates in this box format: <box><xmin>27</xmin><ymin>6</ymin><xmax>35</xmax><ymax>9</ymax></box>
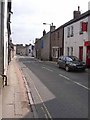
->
<box><xmin>11</xmin><ymin>0</ymin><xmax>90</xmax><ymax>45</ymax></box>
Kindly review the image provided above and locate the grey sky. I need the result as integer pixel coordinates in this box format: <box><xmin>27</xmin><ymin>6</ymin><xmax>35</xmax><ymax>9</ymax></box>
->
<box><xmin>11</xmin><ymin>0</ymin><xmax>89</xmax><ymax>45</ymax></box>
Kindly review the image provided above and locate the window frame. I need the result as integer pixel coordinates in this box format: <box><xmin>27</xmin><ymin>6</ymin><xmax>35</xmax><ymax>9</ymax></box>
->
<box><xmin>67</xmin><ymin>27</ymin><xmax>70</xmax><ymax>38</ymax></box>
<box><xmin>71</xmin><ymin>26</ymin><xmax>74</xmax><ymax>37</ymax></box>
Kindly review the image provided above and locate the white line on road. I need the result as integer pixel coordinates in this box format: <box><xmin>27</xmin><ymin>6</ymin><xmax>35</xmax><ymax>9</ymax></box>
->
<box><xmin>59</xmin><ymin>74</ymin><xmax>71</xmax><ymax>81</ymax></box>
<box><xmin>59</xmin><ymin>74</ymin><xmax>90</xmax><ymax>90</ymax></box>
<box><xmin>31</xmin><ymin>78</ymin><xmax>53</xmax><ymax>119</ymax></box>
<box><xmin>42</xmin><ymin>67</ymin><xmax>53</xmax><ymax>72</ymax></box>
<box><xmin>74</xmin><ymin>81</ymin><xmax>90</xmax><ymax>90</ymax></box>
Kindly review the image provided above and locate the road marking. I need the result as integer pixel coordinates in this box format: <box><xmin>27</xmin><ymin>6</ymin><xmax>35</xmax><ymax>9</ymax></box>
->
<box><xmin>59</xmin><ymin>74</ymin><xmax>71</xmax><ymax>81</ymax></box>
<box><xmin>42</xmin><ymin>67</ymin><xmax>53</xmax><ymax>72</ymax></box>
<box><xmin>41</xmin><ymin>107</ymin><xmax>48</xmax><ymax>119</ymax></box>
<box><xmin>59</xmin><ymin>74</ymin><xmax>90</xmax><ymax>90</ymax></box>
<box><xmin>31</xmin><ymin>79</ymin><xmax>53</xmax><ymax>119</ymax></box>
<box><xmin>73</xmin><ymin>81</ymin><xmax>90</xmax><ymax>90</ymax></box>
<box><xmin>45</xmin><ymin>114</ymin><xmax>48</xmax><ymax>119</ymax></box>
<box><xmin>34</xmin><ymin>86</ymin><xmax>53</xmax><ymax>119</ymax></box>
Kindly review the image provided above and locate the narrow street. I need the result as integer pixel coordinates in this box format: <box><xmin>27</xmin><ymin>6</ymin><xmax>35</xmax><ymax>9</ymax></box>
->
<box><xmin>18</xmin><ymin>56</ymin><xmax>89</xmax><ymax>118</ymax></box>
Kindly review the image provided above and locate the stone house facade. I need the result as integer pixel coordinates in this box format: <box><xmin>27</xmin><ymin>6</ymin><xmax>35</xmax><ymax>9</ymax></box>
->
<box><xmin>51</xmin><ymin>26</ymin><xmax>64</xmax><ymax>61</ymax></box>
<box><xmin>35</xmin><ymin>38</ymin><xmax>41</xmax><ymax>59</ymax></box>
<box><xmin>35</xmin><ymin>32</ymin><xmax>51</xmax><ymax>61</ymax></box>
<box><xmin>35</xmin><ymin>26</ymin><xmax>56</xmax><ymax>61</ymax></box>
<box><xmin>16</xmin><ymin>44</ymin><xmax>35</xmax><ymax>56</ymax></box>
<box><xmin>40</xmin><ymin>32</ymin><xmax>50</xmax><ymax>60</ymax></box>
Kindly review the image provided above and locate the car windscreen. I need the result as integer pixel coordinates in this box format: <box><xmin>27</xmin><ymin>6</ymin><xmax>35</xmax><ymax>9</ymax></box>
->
<box><xmin>70</xmin><ymin>56</ymin><xmax>79</xmax><ymax>61</ymax></box>
<box><xmin>66</xmin><ymin>57</ymin><xmax>73</xmax><ymax>61</ymax></box>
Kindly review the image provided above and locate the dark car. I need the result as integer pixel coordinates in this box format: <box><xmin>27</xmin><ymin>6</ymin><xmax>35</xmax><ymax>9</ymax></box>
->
<box><xmin>57</xmin><ymin>56</ymin><xmax>86</xmax><ymax>72</ymax></box>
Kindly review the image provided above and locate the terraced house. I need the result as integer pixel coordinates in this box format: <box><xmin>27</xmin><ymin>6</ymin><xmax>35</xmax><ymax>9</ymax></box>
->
<box><xmin>0</xmin><ymin>0</ymin><xmax>12</xmax><ymax>78</ymax></box>
<box><xmin>51</xmin><ymin>25</ymin><xmax>64</xmax><ymax>61</ymax></box>
<box><xmin>64</xmin><ymin>8</ymin><xmax>90</xmax><ymax>67</ymax></box>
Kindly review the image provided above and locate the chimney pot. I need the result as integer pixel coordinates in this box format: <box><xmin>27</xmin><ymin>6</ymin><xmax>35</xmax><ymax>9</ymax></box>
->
<box><xmin>78</xmin><ymin>6</ymin><xmax>80</xmax><ymax>11</ymax></box>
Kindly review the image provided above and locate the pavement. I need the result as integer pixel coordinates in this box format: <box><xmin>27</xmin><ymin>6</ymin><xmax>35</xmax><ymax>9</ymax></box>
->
<box><xmin>0</xmin><ymin>57</ymin><xmax>34</xmax><ymax>119</ymax></box>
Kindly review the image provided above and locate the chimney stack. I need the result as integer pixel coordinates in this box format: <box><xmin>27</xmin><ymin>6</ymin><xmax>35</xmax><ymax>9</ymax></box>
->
<box><xmin>73</xmin><ymin>6</ymin><xmax>81</xmax><ymax>19</ymax></box>
<box><xmin>43</xmin><ymin>29</ymin><xmax>46</xmax><ymax>36</ymax></box>
<box><xmin>50</xmin><ymin>23</ymin><xmax>56</xmax><ymax>32</ymax></box>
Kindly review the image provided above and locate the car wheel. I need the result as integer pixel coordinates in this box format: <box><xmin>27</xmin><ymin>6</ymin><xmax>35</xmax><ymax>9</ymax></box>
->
<box><xmin>65</xmin><ymin>66</ymin><xmax>69</xmax><ymax>72</ymax></box>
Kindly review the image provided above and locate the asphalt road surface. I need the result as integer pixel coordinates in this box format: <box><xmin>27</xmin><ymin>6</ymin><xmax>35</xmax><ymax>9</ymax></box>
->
<box><xmin>18</xmin><ymin>56</ymin><xmax>89</xmax><ymax>119</ymax></box>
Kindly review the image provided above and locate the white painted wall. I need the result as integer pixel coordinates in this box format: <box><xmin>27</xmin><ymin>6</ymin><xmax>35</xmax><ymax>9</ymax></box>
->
<box><xmin>64</xmin><ymin>17</ymin><xmax>88</xmax><ymax>63</ymax></box>
<box><xmin>4</xmin><ymin>0</ymin><xmax>8</xmax><ymax>75</ymax></box>
<box><xmin>0</xmin><ymin>3</ymin><xmax>2</xmax><ymax>74</ymax></box>
<box><xmin>88</xmin><ymin>1</ymin><xmax>90</xmax><ymax>10</ymax></box>
<box><xmin>88</xmin><ymin>15</ymin><xmax>90</xmax><ymax>41</ymax></box>
<box><xmin>28</xmin><ymin>45</ymin><xmax>32</xmax><ymax>56</ymax></box>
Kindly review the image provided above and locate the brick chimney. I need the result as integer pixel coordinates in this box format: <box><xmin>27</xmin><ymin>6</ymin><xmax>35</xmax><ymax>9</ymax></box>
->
<box><xmin>73</xmin><ymin>6</ymin><xmax>81</xmax><ymax>19</ymax></box>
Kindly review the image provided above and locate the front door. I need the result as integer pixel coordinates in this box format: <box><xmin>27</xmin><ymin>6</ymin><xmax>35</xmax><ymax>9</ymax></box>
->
<box><xmin>86</xmin><ymin>46</ymin><xmax>90</xmax><ymax>67</ymax></box>
<box><xmin>79</xmin><ymin>46</ymin><xmax>83</xmax><ymax>61</ymax></box>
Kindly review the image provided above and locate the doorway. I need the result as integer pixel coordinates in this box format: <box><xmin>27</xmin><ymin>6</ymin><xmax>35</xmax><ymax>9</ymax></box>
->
<box><xmin>86</xmin><ymin>46</ymin><xmax>90</xmax><ymax>67</ymax></box>
<box><xmin>79</xmin><ymin>46</ymin><xmax>83</xmax><ymax>61</ymax></box>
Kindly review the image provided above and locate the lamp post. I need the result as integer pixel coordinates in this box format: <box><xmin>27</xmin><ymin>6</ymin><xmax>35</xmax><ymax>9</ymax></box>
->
<box><xmin>43</xmin><ymin>22</ymin><xmax>53</xmax><ymax>61</ymax></box>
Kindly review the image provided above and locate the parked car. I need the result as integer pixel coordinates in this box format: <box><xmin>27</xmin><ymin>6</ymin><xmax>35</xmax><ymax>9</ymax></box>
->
<box><xmin>57</xmin><ymin>56</ymin><xmax>86</xmax><ymax>72</ymax></box>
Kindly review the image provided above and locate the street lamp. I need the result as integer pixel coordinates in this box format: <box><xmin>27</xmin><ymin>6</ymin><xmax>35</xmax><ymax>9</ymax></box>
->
<box><xmin>43</xmin><ymin>23</ymin><xmax>53</xmax><ymax>26</ymax></box>
<box><xmin>43</xmin><ymin>22</ymin><xmax>53</xmax><ymax>61</ymax></box>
